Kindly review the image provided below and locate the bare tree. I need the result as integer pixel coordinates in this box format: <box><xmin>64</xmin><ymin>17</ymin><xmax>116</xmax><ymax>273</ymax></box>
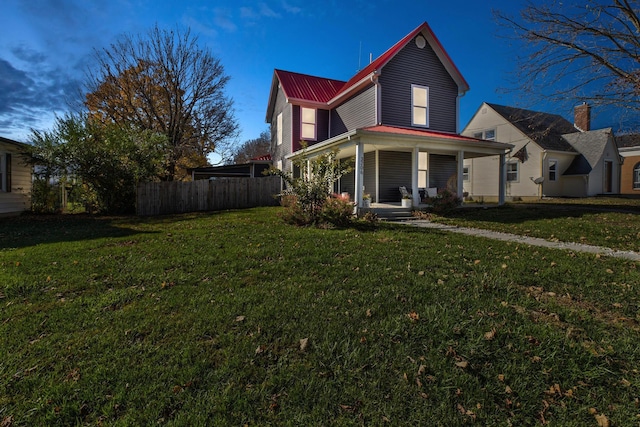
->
<box><xmin>496</xmin><ymin>0</ymin><xmax>640</xmax><ymax>117</ymax></box>
<box><xmin>85</xmin><ymin>25</ymin><xmax>239</xmax><ymax>180</ymax></box>
<box><xmin>231</xmin><ymin>130</ymin><xmax>271</xmax><ymax>164</ymax></box>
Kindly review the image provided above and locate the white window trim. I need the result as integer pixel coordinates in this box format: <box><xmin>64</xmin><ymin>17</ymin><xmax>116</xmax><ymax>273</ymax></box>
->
<box><xmin>633</xmin><ymin>162</ymin><xmax>640</xmax><ymax>190</ymax></box>
<box><xmin>463</xmin><ymin>165</ymin><xmax>470</xmax><ymax>182</ymax></box>
<box><xmin>506</xmin><ymin>161</ymin><xmax>519</xmax><ymax>182</ymax></box>
<box><xmin>300</xmin><ymin>107</ymin><xmax>317</xmax><ymax>141</ymax></box>
<box><xmin>276</xmin><ymin>113</ymin><xmax>283</xmax><ymax>146</ymax></box>
<box><xmin>411</xmin><ymin>84</ymin><xmax>429</xmax><ymax>128</ymax></box>
<box><xmin>484</xmin><ymin>129</ymin><xmax>496</xmax><ymax>141</ymax></box>
<box><xmin>548</xmin><ymin>158</ymin><xmax>558</xmax><ymax>182</ymax></box>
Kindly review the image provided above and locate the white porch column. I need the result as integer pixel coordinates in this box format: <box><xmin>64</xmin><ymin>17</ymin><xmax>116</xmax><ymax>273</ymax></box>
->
<box><xmin>498</xmin><ymin>153</ymin><xmax>506</xmax><ymax>205</ymax></box>
<box><xmin>457</xmin><ymin>150</ymin><xmax>464</xmax><ymax>199</ymax></box>
<box><xmin>354</xmin><ymin>140</ymin><xmax>364</xmax><ymax>207</ymax></box>
<box><xmin>412</xmin><ymin>147</ymin><xmax>420</xmax><ymax>206</ymax></box>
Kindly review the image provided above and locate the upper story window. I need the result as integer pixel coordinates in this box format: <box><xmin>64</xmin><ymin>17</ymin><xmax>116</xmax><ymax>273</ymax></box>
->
<box><xmin>301</xmin><ymin>107</ymin><xmax>316</xmax><ymax>140</ymax></box>
<box><xmin>277</xmin><ymin>113</ymin><xmax>283</xmax><ymax>146</ymax></box>
<box><xmin>633</xmin><ymin>162</ymin><xmax>640</xmax><ymax>190</ymax></box>
<box><xmin>506</xmin><ymin>161</ymin><xmax>519</xmax><ymax>182</ymax></box>
<box><xmin>411</xmin><ymin>85</ymin><xmax>429</xmax><ymax>127</ymax></box>
<box><xmin>548</xmin><ymin>159</ymin><xmax>558</xmax><ymax>181</ymax></box>
<box><xmin>473</xmin><ymin>129</ymin><xmax>496</xmax><ymax>141</ymax></box>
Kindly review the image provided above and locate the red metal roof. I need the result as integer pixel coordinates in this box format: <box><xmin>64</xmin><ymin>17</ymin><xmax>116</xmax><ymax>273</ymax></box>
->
<box><xmin>250</xmin><ymin>154</ymin><xmax>272</xmax><ymax>161</ymax></box>
<box><xmin>274</xmin><ymin>69</ymin><xmax>346</xmax><ymax>104</ymax></box>
<box><xmin>267</xmin><ymin>22</ymin><xmax>469</xmax><ymax>121</ymax></box>
<box><xmin>361</xmin><ymin>125</ymin><xmax>484</xmax><ymax>142</ymax></box>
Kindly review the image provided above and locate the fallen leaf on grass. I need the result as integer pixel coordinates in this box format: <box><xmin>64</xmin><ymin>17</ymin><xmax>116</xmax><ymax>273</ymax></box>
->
<box><xmin>594</xmin><ymin>413</ymin><xmax>610</xmax><ymax>427</ymax></box>
<box><xmin>498</xmin><ymin>374</ymin><xmax>505</xmax><ymax>382</ymax></box>
<box><xmin>235</xmin><ymin>315</ymin><xmax>246</xmax><ymax>322</ymax></box>
<box><xmin>366</xmin><ymin>309</ymin><xmax>372</xmax><ymax>317</ymax></box>
<box><xmin>299</xmin><ymin>338</ymin><xmax>309</xmax><ymax>352</ymax></box>
<box><xmin>407</xmin><ymin>311</ymin><xmax>420</xmax><ymax>321</ymax></box>
<box><xmin>455</xmin><ymin>361</ymin><xmax>468</xmax><ymax>369</ymax></box>
<box><xmin>255</xmin><ymin>345</ymin><xmax>265</xmax><ymax>355</ymax></box>
<box><xmin>2</xmin><ymin>415</ymin><xmax>14</xmax><ymax>427</ymax></box>
<box><xmin>484</xmin><ymin>328</ymin><xmax>496</xmax><ymax>340</ymax></box>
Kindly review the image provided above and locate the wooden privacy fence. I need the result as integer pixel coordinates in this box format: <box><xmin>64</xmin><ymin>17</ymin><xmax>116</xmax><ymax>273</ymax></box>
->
<box><xmin>136</xmin><ymin>176</ymin><xmax>282</xmax><ymax>216</ymax></box>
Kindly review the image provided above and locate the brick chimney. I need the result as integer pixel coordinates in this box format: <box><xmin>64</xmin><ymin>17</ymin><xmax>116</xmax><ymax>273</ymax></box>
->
<box><xmin>574</xmin><ymin>103</ymin><xmax>591</xmax><ymax>131</ymax></box>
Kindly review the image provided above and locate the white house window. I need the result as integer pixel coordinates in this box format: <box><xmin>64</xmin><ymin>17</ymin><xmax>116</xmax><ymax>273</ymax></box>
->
<box><xmin>277</xmin><ymin>113</ymin><xmax>283</xmax><ymax>146</ymax></box>
<box><xmin>506</xmin><ymin>161</ymin><xmax>519</xmax><ymax>182</ymax></box>
<box><xmin>472</xmin><ymin>129</ymin><xmax>496</xmax><ymax>140</ymax></box>
<box><xmin>463</xmin><ymin>166</ymin><xmax>470</xmax><ymax>182</ymax></box>
<box><xmin>549</xmin><ymin>159</ymin><xmax>558</xmax><ymax>181</ymax></box>
<box><xmin>418</xmin><ymin>152</ymin><xmax>428</xmax><ymax>187</ymax></box>
<box><xmin>301</xmin><ymin>107</ymin><xmax>316</xmax><ymax>140</ymax></box>
<box><xmin>633</xmin><ymin>162</ymin><xmax>640</xmax><ymax>190</ymax></box>
<box><xmin>411</xmin><ymin>85</ymin><xmax>429</xmax><ymax>127</ymax></box>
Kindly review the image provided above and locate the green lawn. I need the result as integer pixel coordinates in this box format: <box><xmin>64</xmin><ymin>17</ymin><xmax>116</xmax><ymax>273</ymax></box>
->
<box><xmin>1</xmin><ymin>208</ymin><xmax>640</xmax><ymax>426</ymax></box>
<box><xmin>431</xmin><ymin>198</ymin><xmax>640</xmax><ymax>253</ymax></box>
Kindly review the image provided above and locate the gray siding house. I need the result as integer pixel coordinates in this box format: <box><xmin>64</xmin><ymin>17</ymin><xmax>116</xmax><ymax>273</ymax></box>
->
<box><xmin>266</xmin><ymin>22</ymin><xmax>512</xmax><ymax>208</ymax></box>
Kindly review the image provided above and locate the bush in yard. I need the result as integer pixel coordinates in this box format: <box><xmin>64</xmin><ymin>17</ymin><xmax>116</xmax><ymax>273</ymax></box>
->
<box><xmin>320</xmin><ymin>194</ymin><xmax>354</xmax><ymax>227</ymax></box>
<box><xmin>428</xmin><ymin>188</ymin><xmax>462</xmax><ymax>214</ymax></box>
<box><xmin>268</xmin><ymin>146</ymin><xmax>353</xmax><ymax>226</ymax></box>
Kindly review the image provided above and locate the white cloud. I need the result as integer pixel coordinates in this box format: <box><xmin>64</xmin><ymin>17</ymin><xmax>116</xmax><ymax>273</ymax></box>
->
<box><xmin>258</xmin><ymin>2</ymin><xmax>281</xmax><ymax>18</ymax></box>
<box><xmin>214</xmin><ymin>8</ymin><xmax>238</xmax><ymax>32</ymax></box>
<box><xmin>281</xmin><ymin>1</ymin><xmax>302</xmax><ymax>14</ymax></box>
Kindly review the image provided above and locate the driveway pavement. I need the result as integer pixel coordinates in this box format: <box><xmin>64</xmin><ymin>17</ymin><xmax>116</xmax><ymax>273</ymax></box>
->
<box><xmin>405</xmin><ymin>219</ymin><xmax>640</xmax><ymax>262</ymax></box>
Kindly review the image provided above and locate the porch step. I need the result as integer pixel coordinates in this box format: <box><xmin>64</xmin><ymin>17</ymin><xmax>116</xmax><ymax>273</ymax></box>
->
<box><xmin>363</xmin><ymin>207</ymin><xmax>415</xmax><ymax>222</ymax></box>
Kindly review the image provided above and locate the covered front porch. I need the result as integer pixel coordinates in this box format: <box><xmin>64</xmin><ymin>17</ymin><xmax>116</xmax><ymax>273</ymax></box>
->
<box><xmin>286</xmin><ymin>125</ymin><xmax>513</xmax><ymax>210</ymax></box>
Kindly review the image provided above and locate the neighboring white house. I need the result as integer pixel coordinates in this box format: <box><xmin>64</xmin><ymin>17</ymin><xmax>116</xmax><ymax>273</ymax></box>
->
<box><xmin>461</xmin><ymin>103</ymin><xmax>620</xmax><ymax>201</ymax></box>
<box><xmin>0</xmin><ymin>136</ymin><xmax>32</xmax><ymax>216</ymax></box>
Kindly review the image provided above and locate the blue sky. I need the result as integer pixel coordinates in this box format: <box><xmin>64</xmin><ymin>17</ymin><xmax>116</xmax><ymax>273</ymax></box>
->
<box><xmin>0</xmin><ymin>0</ymin><xmax>630</xmax><ymax>157</ymax></box>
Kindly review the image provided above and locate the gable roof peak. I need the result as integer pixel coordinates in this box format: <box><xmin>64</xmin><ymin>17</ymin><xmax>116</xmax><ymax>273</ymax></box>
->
<box><xmin>330</xmin><ymin>22</ymin><xmax>469</xmax><ymax>102</ymax></box>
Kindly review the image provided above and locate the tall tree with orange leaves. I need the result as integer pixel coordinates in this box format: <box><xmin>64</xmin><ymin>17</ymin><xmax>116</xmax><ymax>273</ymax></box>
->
<box><xmin>85</xmin><ymin>25</ymin><xmax>239</xmax><ymax>180</ymax></box>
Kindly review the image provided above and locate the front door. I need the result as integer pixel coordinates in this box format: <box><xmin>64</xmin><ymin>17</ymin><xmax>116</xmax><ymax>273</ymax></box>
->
<box><xmin>604</xmin><ymin>160</ymin><xmax>613</xmax><ymax>193</ymax></box>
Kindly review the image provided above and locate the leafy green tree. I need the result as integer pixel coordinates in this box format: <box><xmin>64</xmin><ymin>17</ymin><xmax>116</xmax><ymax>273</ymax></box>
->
<box><xmin>29</xmin><ymin>114</ymin><xmax>168</xmax><ymax>214</ymax></box>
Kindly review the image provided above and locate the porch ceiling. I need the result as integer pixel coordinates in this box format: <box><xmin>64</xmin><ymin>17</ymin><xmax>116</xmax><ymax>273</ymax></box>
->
<box><xmin>287</xmin><ymin>126</ymin><xmax>513</xmax><ymax>160</ymax></box>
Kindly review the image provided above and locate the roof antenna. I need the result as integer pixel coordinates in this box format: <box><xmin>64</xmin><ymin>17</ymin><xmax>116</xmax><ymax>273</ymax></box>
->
<box><xmin>369</xmin><ymin>53</ymin><xmax>372</xmax><ymax>64</ymax></box>
<box><xmin>357</xmin><ymin>41</ymin><xmax>362</xmax><ymax>72</ymax></box>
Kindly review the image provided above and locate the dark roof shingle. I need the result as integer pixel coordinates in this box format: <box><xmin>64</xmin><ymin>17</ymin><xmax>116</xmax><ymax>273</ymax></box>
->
<box><xmin>487</xmin><ymin>103</ymin><xmax>578</xmax><ymax>152</ymax></box>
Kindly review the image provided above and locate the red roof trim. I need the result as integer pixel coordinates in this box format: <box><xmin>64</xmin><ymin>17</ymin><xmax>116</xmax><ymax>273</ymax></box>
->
<box><xmin>361</xmin><ymin>125</ymin><xmax>484</xmax><ymax>142</ymax></box>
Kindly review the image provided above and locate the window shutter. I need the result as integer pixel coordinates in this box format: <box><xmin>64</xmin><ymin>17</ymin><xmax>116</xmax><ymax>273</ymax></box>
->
<box><xmin>5</xmin><ymin>153</ymin><xmax>11</xmax><ymax>192</ymax></box>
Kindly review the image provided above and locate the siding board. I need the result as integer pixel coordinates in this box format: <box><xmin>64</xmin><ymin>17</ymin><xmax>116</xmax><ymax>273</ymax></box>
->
<box><xmin>331</xmin><ymin>86</ymin><xmax>377</xmax><ymax>138</ymax></box>
<box><xmin>429</xmin><ymin>154</ymin><xmax>457</xmax><ymax>190</ymax></box>
<box><xmin>379</xmin><ymin>37</ymin><xmax>458</xmax><ymax>133</ymax></box>
<box><xmin>379</xmin><ymin>151</ymin><xmax>412</xmax><ymax>202</ymax></box>
<box><xmin>0</xmin><ymin>143</ymin><xmax>31</xmax><ymax>215</ymax></box>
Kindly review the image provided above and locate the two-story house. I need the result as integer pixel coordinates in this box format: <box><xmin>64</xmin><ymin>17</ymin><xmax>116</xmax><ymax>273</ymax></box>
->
<box><xmin>266</xmin><ymin>22</ymin><xmax>513</xmax><ymax>209</ymax></box>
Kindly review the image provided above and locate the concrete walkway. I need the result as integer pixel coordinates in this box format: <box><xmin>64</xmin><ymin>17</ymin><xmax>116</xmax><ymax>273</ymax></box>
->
<box><xmin>404</xmin><ymin>219</ymin><xmax>640</xmax><ymax>262</ymax></box>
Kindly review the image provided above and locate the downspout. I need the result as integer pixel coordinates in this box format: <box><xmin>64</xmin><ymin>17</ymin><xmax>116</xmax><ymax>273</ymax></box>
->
<box><xmin>371</xmin><ymin>71</ymin><xmax>381</xmax><ymax>125</ymax></box>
